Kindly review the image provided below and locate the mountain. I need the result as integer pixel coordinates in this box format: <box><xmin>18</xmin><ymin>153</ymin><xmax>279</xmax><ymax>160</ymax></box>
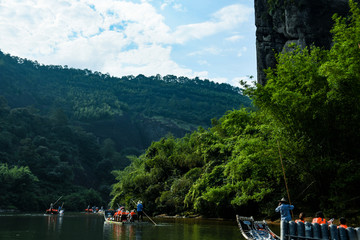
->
<box><xmin>0</xmin><ymin>50</ymin><xmax>251</xmax><ymax>153</ymax></box>
<box><xmin>0</xmin><ymin>50</ymin><xmax>251</xmax><ymax>210</ymax></box>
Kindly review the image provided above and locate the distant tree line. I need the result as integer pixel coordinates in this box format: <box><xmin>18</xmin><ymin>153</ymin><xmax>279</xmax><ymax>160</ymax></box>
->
<box><xmin>0</xmin><ymin>51</ymin><xmax>250</xmax><ymax>126</ymax></box>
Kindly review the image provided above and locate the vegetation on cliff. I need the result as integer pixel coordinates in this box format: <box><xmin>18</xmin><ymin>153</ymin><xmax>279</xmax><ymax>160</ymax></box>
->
<box><xmin>111</xmin><ymin>0</ymin><xmax>360</xmax><ymax>220</ymax></box>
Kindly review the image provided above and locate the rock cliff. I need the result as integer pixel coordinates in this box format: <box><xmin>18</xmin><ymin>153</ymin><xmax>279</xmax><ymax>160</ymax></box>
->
<box><xmin>254</xmin><ymin>0</ymin><xmax>358</xmax><ymax>85</ymax></box>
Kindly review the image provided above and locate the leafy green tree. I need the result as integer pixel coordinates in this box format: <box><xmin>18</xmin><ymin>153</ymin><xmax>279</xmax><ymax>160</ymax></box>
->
<box><xmin>247</xmin><ymin>0</ymin><xmax>360</xmax><ymax>214</ymax></box>
<box><xmin>62</xmin><ymin>188</ymin><xmax>103</xmax><ymax>211</ymax></box>
<box><xmin>0</xmin><ymin>164</ymin><xmax>40</xmax><ymax>210</ymax></box>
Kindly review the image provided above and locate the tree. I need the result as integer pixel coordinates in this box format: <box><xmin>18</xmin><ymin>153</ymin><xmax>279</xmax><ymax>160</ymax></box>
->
<box><xmin>247</xmin><ymin>0</ymin><xmax>360</xmax><ymax>214</ymax></box>
<box><xmin>0</xmin><ymin>164</ymin><xmax>40</xmax><ymax>210</ymax></box>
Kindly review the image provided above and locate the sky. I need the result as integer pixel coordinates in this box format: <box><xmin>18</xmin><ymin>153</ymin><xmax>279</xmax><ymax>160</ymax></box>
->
<box><xmin>0</xmin><ymin>0</ymin><xmax>256</xmax><ymax>87</ymax></box>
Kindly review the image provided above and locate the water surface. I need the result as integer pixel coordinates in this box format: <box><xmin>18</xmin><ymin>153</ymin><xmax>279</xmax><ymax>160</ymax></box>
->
<box><xmin>0</xmin><ymin>213</ymin><xmax>243</xmax><ymax>240</ymax></box>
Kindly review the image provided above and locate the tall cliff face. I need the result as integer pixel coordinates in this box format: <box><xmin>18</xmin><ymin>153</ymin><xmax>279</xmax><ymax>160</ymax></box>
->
<box><xmin>255</xmin><ymin>0</ymin><xmax>356</xmax><ymax>85</ymax></box>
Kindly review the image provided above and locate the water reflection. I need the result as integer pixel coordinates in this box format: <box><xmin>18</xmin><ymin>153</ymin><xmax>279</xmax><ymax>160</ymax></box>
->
<box><xmin>103</xmin><ymin>222</ymin><xmax>143</xmax><ymax>240</ymax></box>
<box><xmin>45</xmin><ymin>214</ymin><xmax>63</xmax><ymax>233</ymax></box>
<box><xmin>102</xmin><ymin>219</ymin><xmax>240</xmax><ymax>240</ymax></box>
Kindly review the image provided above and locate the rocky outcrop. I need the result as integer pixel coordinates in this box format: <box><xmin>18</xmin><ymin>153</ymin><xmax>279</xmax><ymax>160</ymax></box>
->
<box><xmin>255</xmin><ymin>0</ymin><xmax>357</xmax><ymax>85</ymax></box>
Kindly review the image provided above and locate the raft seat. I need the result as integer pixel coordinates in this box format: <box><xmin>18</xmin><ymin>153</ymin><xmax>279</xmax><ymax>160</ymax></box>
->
<box><xmin>281</xmin><ymin>221</ymin><xmax>360</xmax><ymax>240</ymax></box>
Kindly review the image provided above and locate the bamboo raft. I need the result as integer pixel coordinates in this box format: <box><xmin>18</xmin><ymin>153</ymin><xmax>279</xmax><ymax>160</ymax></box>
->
<box><xmin>236</xmin><ymin>215</ymin><xmax>280</xmax><ymax>240</ymax></box>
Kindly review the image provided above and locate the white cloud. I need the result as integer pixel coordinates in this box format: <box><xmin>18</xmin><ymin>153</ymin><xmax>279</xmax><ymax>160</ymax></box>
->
<box><xmin>226</xmin><ymin>35</ymin><xmax>244</xmax><ymax>42</ymax></box>
<box><xmin>160</xmin><ymin>3</ymin><xmax>167</xmax><ymax>10</ymax></box>
<box><xmin>169</xmin><ymin>4</ymin><xmax>253</xmax><ymax>44</ymax></box>
<box><xmin>0</xmin><ymin>0</ymin><xmax>177</xmax><ymax>76</ymax></box>
<box><xmin>0</xmin><ymin>0</ymin><xmax>254</xmax><ymax>84</ymax></box>
<box><xmin>197</xmin><ymin>60</ymin><xmax>209</xmax><ymax>66</ymax></box>
<box><xmin>160</xmin><ymin>0</ymin><xmax>185</xmax><ymax>11</ymax></box>
<box><xmin>237</xmin><ymin>47</ymin><xmax>248</xmax><ymax>57</ymax></box>
<box><xmin>172</xmin><ymin>3</ymin><xmax>185</xmax><ymax>12</ymax></box>
<box><xmin>188</xmin><ymin>47</ymin><xmax>224</xmax><ymax>57</ymax></box>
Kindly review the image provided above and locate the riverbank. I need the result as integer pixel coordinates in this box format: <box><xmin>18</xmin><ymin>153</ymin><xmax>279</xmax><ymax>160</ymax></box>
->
<box><xmin>155</xmin><ymin>213</ymin><xmax>234</xmax><ymax>221</ymax></box>
<box><xmin>0</xmin><ymin>209</ymin><xmax>19</xmax><ymax>213</ymax></box>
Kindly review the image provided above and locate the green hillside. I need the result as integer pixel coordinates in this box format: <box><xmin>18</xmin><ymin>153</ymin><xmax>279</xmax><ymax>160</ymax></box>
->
<box><xmin>0</xmin><ymin>49</ymin><xmax>251</xmax><ymax>211</ymax></box>
<box><xmin>0</xmin><ymin>50</ymin><xmax>250</xmax><ymax>151</ymax></box>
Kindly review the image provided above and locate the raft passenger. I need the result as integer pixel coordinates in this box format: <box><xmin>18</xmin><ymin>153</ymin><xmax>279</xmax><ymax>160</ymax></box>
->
<box><xmin>295</xmin><ymin>212</ymin><xmax>305</xmax><ymax>223</ymax></box>
<box><xmin>338</xmin><ymin>217</ymin><xmax>348</xmax><ymax>229</ymax></box>
<box><xmin>312</xmin><ymin>211</ymin><xmax>326</xmax><ymax>224</ymax></box>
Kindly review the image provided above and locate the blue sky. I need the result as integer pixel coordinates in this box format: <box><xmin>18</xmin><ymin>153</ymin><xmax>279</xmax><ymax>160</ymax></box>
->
<box><xmin>0</xmin><ymin>0</ymin><xmax>256</xmax><ymax>87</ymax></box>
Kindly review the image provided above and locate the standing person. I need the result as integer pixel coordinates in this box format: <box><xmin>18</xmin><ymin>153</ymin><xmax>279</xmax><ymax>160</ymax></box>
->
<box><xmin>295</xmin><ymin>212</ymin><xmax>305</xmax><ymax>223</ymax></box>
<box><xmin>137</xmin><ymin>200</ymin><xmax>144</xmax><ymax>222</ymax></box>
<box><xmin>312</xmin><ymin>211</ymin><xmax>326</xmax><ymax>224</ymax></box>
<box><xmin>275</xmin><ymin>197</ymin><xmax>294</xmax><ymax>222</ymax></box>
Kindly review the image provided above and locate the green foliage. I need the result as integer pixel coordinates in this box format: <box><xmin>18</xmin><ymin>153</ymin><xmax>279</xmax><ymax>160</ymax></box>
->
<box><xmin>0</xmin><ymin>37</ymin><xmax>251</xmax><ymax>212</ymax></box>
<box><xmin>62</xmin><ymin>188</ymin><xmax>103</xmax><ymax>211</ymax></box>
<box><xmin>0</xmin><ymin>164</ymin><xmax>39</xmax><ymax>210</ymax></box>
<box><xmin>0</xmin><ymin>103</ymin><xmax>117</xmax><ymax>211</ymax></box>
<box><xmin>250</xmin><ymin>44</ymin><xmax>329</xmax><ymax>143</ymax></box>
<box><xmin>70</xmin><ymin>89</ymin><xmax>125</xmax><ymax>120</ymax></box>
<box><xmin>110</xmin><ymin>1</ymin><xmax>360</xmax><ymax>219</ymax></box>
<box><xmin>111</xmin><ymin>109</ymin><xmax>282</xmax><ymax>217</ymax></box>
<box><xmin>0</xmin><ymin>51</ymin><xmax>250</xmax><ymax>141</ymax></box>
<box><xmin>248</xmin><ymin>0</ymin><xmax>360</xmax><ymax>215</ymax></box>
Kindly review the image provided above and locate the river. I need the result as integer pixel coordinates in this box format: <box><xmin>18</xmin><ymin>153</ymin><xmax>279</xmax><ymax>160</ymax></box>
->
<box><xmin>0</xmin><ymin>213</ymin><xmax>247</xmax><ymax>240</ymax></box>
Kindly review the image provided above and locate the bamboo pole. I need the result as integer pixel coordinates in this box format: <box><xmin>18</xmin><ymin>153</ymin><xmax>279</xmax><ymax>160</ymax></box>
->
<box><xmin>53</xmin><ymin>196</ymin><xmax>63</xmax><ymax>206</ymax></box>
<box><xmin>277</xmin><ymin>140</ymin><xmax>294</xmax><ymax>219</ymax></box>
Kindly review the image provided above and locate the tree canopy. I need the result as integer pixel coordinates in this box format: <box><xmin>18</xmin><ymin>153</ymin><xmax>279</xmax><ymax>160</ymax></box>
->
<box><xmin>110</xmin><ymin>0</ymin><xmax>360</xmax><ymax>220</ymax></box>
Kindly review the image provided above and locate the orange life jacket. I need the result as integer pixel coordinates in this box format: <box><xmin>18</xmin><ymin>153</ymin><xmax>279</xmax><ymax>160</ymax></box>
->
<box><xmin>312</xmin><ymin>218</ymin><xmax>326</xmax><ymax>224</ymax></box>
<box><xmin>338</xmin><ymin>224</ymin><xmax>348</xmax><ymax>229</ymax></box>
<box><xmin>295</xmin><ymin>219</ymin><xmax>305</xmax><ymax>223</ymax></box>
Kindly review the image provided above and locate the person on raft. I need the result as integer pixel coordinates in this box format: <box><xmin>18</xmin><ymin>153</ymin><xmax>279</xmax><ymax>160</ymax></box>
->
<box><xmin>295</xmin><ymin>212</ymin><xmax>305</xmax><ymax>223</ymax></box>
<box><xmin>137</xmin><ymin>200</ymin><xmax>144</xmax><ymax>222</ymax></box>
<box><xmin>338</xmin><ymin>217</ymin><xmax>348</xmax><ymax>229</ymax></box>
<box><xmin>312</xmin><ymin>211</ymin><xmax>326</xmax><ymax>224</ymax></box>
<box><xmin>275</xmin><ymin>197</ymin><xmax>294</xmax><ymax>222</ymax></box>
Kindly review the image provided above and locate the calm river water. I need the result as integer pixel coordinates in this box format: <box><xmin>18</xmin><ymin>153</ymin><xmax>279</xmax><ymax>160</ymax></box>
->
<box><xmin>0</xmin><ymin>213</ymin><xmax>248</xmax><ymax>240</ymax></box>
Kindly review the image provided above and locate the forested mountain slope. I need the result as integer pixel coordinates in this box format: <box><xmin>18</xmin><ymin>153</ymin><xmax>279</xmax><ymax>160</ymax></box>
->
<box><xmin>0</xmin><ymin>98</ymin><xmax>121</xmax><ymax>210</ymax></box>
<box><xmin>0</xmin><ymin>50</ymin><xmax>251</xmax><ymax>211</ymax></box>
<box><xmin>0</xmin><ymin>50</ymin><xmax>251</xmax><ymax>152</ymax></box>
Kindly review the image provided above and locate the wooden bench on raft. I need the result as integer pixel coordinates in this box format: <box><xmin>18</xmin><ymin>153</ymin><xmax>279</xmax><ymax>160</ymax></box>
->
<box><xmin>280</xmin><ymin>221</ymin><xmax>360</xmax><ymax>240</ymax></box>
